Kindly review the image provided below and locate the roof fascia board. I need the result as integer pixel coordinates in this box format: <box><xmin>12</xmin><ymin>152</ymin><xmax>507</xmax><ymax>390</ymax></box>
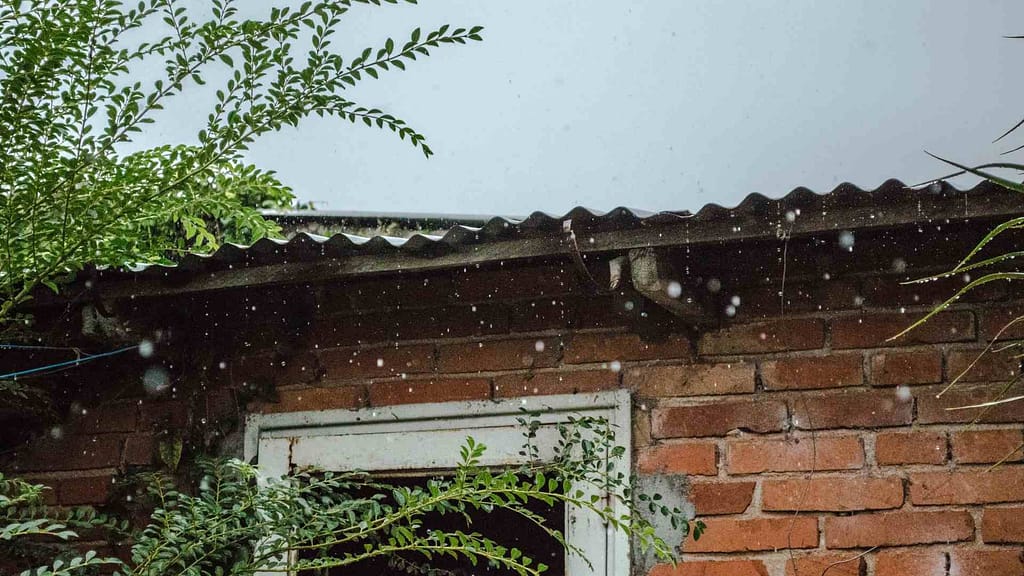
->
<box><xmin>91</xmin><ymin>190</ymin><xmax>1023</xmax><ymax>299</ymax></box>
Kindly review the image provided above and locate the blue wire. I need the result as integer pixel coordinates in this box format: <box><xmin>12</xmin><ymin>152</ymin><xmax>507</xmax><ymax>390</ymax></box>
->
<box><xmin>0</xmin><ymin>345</ymin><xmax>139</xmax><ymax>380</ymax></box>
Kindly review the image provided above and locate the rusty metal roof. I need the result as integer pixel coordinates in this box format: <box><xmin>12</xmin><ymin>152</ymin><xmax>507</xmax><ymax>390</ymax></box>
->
<box><xmin>96</xmin><ymin>178</ymin><xmax>1022</xmax><ymax>297</ymax></box>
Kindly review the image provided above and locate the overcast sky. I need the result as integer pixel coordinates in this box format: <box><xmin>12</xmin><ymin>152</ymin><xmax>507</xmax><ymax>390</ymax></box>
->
<box><xmin>140</xmin><ymin>1</ymin><xmax>1024</xmax><ymax>216</ymax></box>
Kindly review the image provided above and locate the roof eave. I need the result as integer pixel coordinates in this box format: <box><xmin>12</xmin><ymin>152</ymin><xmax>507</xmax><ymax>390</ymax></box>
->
<box><xmin>88</xmin><ymin>180</ymin><xmax>1023</xmax><ymax>300</ymax></box>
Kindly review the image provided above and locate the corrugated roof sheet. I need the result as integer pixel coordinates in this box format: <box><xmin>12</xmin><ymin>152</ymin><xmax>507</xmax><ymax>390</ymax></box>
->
<box><xmin>98</xmin><ymin>178</ymin><xmax>1021</xmax><ymax>294</ymax></box>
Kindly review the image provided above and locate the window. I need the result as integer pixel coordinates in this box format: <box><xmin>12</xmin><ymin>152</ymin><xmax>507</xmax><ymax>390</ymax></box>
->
<box><xmin>245</xmin><ymin>390</ymin><xmax>632</xmax><ymax>576</ymax></box>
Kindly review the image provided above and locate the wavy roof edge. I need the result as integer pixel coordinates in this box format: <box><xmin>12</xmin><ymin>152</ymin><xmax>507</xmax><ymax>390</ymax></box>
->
<box><xmin>112</xmin><ymin>178</ymin><xmax>1021</xmax><ymax>281</ymax></box>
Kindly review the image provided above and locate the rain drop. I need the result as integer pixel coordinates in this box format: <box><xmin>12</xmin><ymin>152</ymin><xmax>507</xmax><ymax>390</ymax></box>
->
<box><xmin>143</xmin><ymin>366</ymin><xmax>170</xmax><ymax>396</ymax></box>
<box><xmin>838</xmin><ymin>231</ymin><xmax>855</xmax><ymax>251</ymax></box>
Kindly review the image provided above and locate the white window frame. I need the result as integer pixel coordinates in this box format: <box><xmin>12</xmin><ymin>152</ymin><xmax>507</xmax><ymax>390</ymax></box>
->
<box><xmin>244</xmin><ymin>389</ymin><xmax>632</xmax><ymax>576</ymax></box>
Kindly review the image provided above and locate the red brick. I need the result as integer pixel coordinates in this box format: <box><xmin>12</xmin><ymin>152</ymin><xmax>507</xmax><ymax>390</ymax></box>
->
<box><xmin>369</xmin><ymin>378</ymin><xmax>491</xmax><ymax>406</ymax></box>
<box><xmin>910</xmin><ymin>467</ymin><xmax>1024</xmax><ymax>505</ymax></box>
<box><xmin>699</xmin><ymin>318</ymin><xmax>825</xmax><ymax>355</ymax></box>
<box><xmin>790</xmin><ymin>389</ymin><xmax>913</xmax><ymax>430</ymax></box>
<box><xmin>685</xmin><ymin>516</ymin><xmax>818</xmax><ymax>552</ymax></box>
<box><xmin>865</xmin><ymin>273</ymin><xmax>1007</xmax><ymax>308</ymax></box>
<box><xmin>139</xmin><ymin>400</ymin><xmax>189</xmax><ymax>430</ymax></box>
<box><xmin>509</xmin><ymin>298</ymin><xmax>572</xmax><ymax>332</ymax></box>
<box><xmin>762</xmin><ymin>476</ymin><xmax>903</xmax><ymax>511</ymax></box>
<box><xmin>649</xmin><ymin>560</ymin><xmax>768</xmax><ymax>576</ymax></box>
<box><xmin>123</xmin><ymin>433</ymin><xmax>155</xmax><ymax>466</ymax></box>
<box><xmin>875</xmin><ymin>549</ymin><xmax>946</xmax><ymax>576</ymax></box>
<box><xmin>636</xmin><ymin>442</ymin><xmax>717</xmax><ymax>476</ymax></box>
<box><xmin>950</xmin><ymin>550</ymin><xmax>1024</xmax><ymax>576</ymax></box>
<box><xmin>571</xmin><ymin>296</ymin><xmax>633</xmax><ymax>330</ymax></box>
<box><xmin>870</xmin><ymin>351</ymin><xmax>943</xmax><ymax>386</ymax></box>
<box><xmin>203</xmin><ymin>387</ymin><xmax>238</xmax><ymax>426</ymax></box>
<box><xmin>276</xmin><ymin>351</ymin><xmax>321</xmax><ymax>385</ymax></box>
<box><xmin>949</xmin><ymin>348</ymin><xmax>1021</xmax><ymax>383</ymax></box>
<box><xmin>565</xmin><ymin>332</ymin><xmax>691</xmax><ymax>364</ymax></box>
<box><xmin>254</xmin><ymin>385</ymin><xmax>367</xmax><ymax>413</ymax></box>
<box><xmin>860</xmin><ymin>275</ymin><xmax>960</xmax><ymax>309</ymax></box>
<box><xmin>875</xmin><ymin>430</ymin><xmax>947</xmax><ymax>465</ymax></box>
<box><xmin>451</xmin><ymin>264</ymin><xmax>578</xmax><ymax>302</ymax></box>
<box><xmin>652</xmin><ymin>400</ymin><xmax>787</xmax><ymax>438</ymax></box>
<box><xmin>69</xmin><ymin>401</ymin><xmax>138</xmax><ymax>434</ymax></box>
<box><xmin>737</xmin><ymin>280</ymin><xmax>859</xmax><ymax>319</ymax></box>
<box><xmin>761</xmin><ymin>354</ymin><xmax>863</xmax><ymax>390</ymax></box>
<box><xmin>688</xmin><ymin>481</ymin><xmax>754</xmax><ymax>515</ymax></box>
<box><xmin>785</xmin><ymin>553</ymin><xmax>864</xmax><ymax>576</ymax></box>
<box><xmin>315</xmin><ymin>306</ymin><xmax>509</xmax><ymax>346</ymax></box>
<box><xmin>15</xmin><ymin>435</ymin><xmax>123</xmax><ymax>472</ymax></box>
<box><xmin>336</xmin><ymin>274</ymin><xmax>454</xmax><ymax>311</ymax></box>
<box><xmin>24</xmin><ymin>478</ymin><xmax>59</xmax><ymax>506</ymax></box>
<box><xmin>232</xmin><ymin>353</ymin><xmax>282</xmax><ymax>387</ymax></box>
<box><xmin>917</xmin><ymin>383</ymin><xmax>1024</xmax><ymax>424</ymax></box>
<box><xmin>391</xmin><ymin>305</ymin><xmax>509</xmax><ymax>341</ymax></box>
<box><xmin>310</xmin><ymin>312</ymin><xmax>389</xmax><ymax>347</ymax></box>
<box><xmin>824</xmin><ymin>510</ymin><xmax>973</xmax><ymax>548</ymax></box>
<box><xmin>319</xmin><ymin>344</ymin><xmax>434</xmax><ymax>382</ymax></box>
<box><xmin>625</xmin><ymin>363</ymin><xmax>755</xmax><ymax>397</ymax></box>
<box><xmin>726</xmin><ymin>435</ymin><xmax>863</xmax><ymax>474</ymax></box>
<box><xmin>59</xmin><ymin>474</ymin><xmax>113</xmax><ymax>506</ymax></box>
<box><xmin>980</xmin><ymin>304</ymin><xmax>1024</xmax><ymax>341</ymax></box>
<box><xmin>952</xmin><ymin>429</ymin><xmax>1024</xmax><ymax>464</ymax></box>
<box><xmin>832</xmin><ymin>311</ymin><xmax>975</xmax><ymax>349</ymax></box>
<box><xmin>493</xmin><ymin>370</ymin><xmax>618</xmax><ymax>398</ymax></box>
<box><xmin>982</xmin><ymin>507</ymin><xmax>1024</xmax><ymax>543</ymax></box>
<box><xmin>437</xmin><ymin>338</ymin><xmax>560</xmax><ymax>373</ymax></box>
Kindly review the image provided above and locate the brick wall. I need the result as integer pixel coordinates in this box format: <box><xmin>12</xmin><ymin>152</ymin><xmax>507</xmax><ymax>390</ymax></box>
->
<box><xmin>5</xmin><ymin>233</ymin><xmax>1024</xmax><ymax>575</ymax></box>
<box><xmin>640</xmin><ymin>309</ymin><xmax>1024</xmax><ymax>576</ymax></box>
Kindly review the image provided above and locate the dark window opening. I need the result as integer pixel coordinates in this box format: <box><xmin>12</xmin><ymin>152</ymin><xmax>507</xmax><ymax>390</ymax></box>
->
<box><xmin>298</xmin><ymin>474</ymin><xmax>566</xmax><ymax>576</ymax></box>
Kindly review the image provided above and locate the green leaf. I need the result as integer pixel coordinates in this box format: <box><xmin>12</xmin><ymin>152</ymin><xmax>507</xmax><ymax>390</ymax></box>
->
<box><xmin>159</xmin><ymin>438</ymin><xmax>183</xmax><ymax>471</ymax></box>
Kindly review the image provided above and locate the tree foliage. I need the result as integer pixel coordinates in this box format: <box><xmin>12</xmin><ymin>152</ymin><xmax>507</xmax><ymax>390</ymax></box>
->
<box><xmin>0</xmin><ymin>7</ymin><xmax>702</xmax><ymax>573</ymax></box>
<box><xmin>1</xmin><ymin>472</ymin><xmax>126</xmax><ymax>571</ymax></box>
<box><xmin>0</xmin><ymin>0</ymin><xmax>482</xmax><ymax>323</ymax></box>
<box><xmin>7</xmin><ymin>416</ymin><xmax>700</xmax><ymax>576</ymax></box>
<box><xmin>896</xmin><ymin>36</ymin><xmax>1024</xmax><ymax>418</ymax></box>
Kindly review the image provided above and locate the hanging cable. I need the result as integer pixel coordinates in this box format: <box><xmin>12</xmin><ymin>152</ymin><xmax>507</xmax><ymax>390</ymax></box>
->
<box><xmin>0</xmin><ymin>344</ymin><xmax>139</xmax><ymax>380</ymax></box>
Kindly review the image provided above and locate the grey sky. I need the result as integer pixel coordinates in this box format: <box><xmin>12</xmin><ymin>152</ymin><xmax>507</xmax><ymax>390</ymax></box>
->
<box><xmin>141</xmin><ymin>1</ymin><xmax>1024</xmax><ymax>216</ymax></box>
